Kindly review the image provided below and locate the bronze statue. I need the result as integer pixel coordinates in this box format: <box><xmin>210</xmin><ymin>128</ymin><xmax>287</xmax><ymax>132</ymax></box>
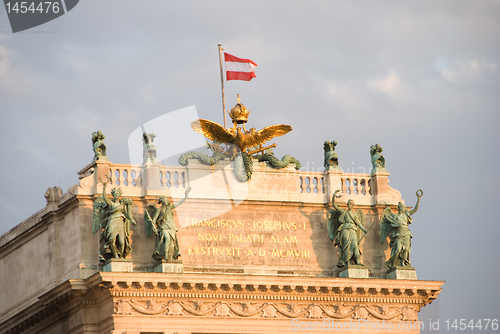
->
<box><xmin>92</xmin><ymin>180</ymin><xmax>137</xmax><ymax>261</ymax></box>
<box><xmin>143</xmin><ymin>132</ymin><xmax>158</xmax><ymax>164</ymax></box>
<box><xmin>327</xmin><ymin>190</ymin><xmax>367</xmax><ymax>267</ymax></box>
<box><xmin>380</xmin><ymin>189</ymin><xmax>423</xmax><ymax>268</ymax></box>
<box><xmin>145</xmin><ymin>187</ymin><xmax>191</xmax><ymax>261</ymax></box>
<box><xmin>92</xmin><ymin>131</ymin><xmax>107</xmax><ymax>162</ymax></box>
<box><xmin>370</xmin><ymin>143</ymin><xmax>385</xmax><ymax>172</ymax></box>
<box><xmin>324</xmin><ymin>140</ymin><xmax>339</xmax><ymax>170</ymax></box>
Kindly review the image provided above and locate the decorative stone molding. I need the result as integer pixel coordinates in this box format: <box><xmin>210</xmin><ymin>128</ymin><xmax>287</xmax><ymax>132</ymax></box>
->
<box><xmin>113</xmin><ymin>299</ymin><xmax>420</xmax><ymax>321</ymax></box>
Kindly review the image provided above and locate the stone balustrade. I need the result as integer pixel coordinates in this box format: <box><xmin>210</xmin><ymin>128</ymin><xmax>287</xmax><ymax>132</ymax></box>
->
<box><xmin>73</xmin><ymin>159</ymin><xmax>401</xmax><ymax>206</ymax></box>
<box><xmin>340</xmin><ymin>173</ymin><xmax>371</xmax><ymax>196</ymax></box>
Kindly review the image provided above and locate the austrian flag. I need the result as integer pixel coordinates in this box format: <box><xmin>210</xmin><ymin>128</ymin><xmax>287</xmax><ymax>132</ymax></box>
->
<box><xmin>224</xmin><ymin>53</ymin><xmax>257</xmax><ymax>81</ymax></box>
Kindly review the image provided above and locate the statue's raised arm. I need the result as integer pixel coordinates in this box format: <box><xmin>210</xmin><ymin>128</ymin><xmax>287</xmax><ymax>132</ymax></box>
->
<box><xmin>99</xmin><ymin>177</ymin><xmax>113</xmax><ymax>207</ymax></box>
<box><xmin>173</xmin><ymin>187</ymin><xmax>191</xmax><ymax>209</ymax></box>
<box><xmin>331</xmin><ymin>189</ymin><xmax>342</xmax><ymax>212</ymax></box>
<box><xmin>409</xmin><ymin>189</ymin><xmax>423</xmax><ymax>216</ymax></box>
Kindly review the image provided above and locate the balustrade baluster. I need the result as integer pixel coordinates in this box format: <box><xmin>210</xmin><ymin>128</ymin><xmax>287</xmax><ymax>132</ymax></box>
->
<box><xmin>354</xmin><ymin>179</ymin><xmax>360</xmax><ymax>195</ymax></box>
<box><xmin>174</xmin><ymin>172</ymin><xmax>179</xmax><ymax>188</ymax></box>
<box><xmin>349</xmin><ymin>178</ymin><xmax>355</xmax><ymax>195</ymax></box>
<box><xmin>166</xmin><ymin>171</ymin><xmax>171</xmax><ymax>188</ymax></box>
<box><xmin>123</xmin><ymin>169</ymin><xmax>130</xmax><ymax>186</ymax></box>
<box><xmin>114</xmin><ymin>169</ymin><xmax>120</xmax><ymax>185</ymax></box>
<box><xmin>120</xmin><ymin>169</ymin><xmax>126</xmax><ymax>186</ymax></box>
<box><xmin>131</xmin><ymin>170</ymin><xmax>136</xmax><ymax>186</ymax></box>
<box><xmin>360</xmin><ymin>179</ymin><xmax>366</xmax><ymax>195</ymax></box>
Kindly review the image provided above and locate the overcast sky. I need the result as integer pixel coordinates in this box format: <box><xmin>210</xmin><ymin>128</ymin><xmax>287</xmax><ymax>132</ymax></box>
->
<box><xmin>1</xmin><ymin>1</ymin><xmax>499</xmax><ymax>331</ymax></box>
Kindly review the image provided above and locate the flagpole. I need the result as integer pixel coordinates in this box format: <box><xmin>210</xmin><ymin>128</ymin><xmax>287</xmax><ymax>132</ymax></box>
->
<box><xmin>218</xmin><ymin>44</ymin><xmax>227</xmax><ymax>129</ymax></box>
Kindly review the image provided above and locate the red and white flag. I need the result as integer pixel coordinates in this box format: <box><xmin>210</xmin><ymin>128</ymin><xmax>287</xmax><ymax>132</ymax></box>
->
<box><xmin>224</xmin><ymin>53</ymin><xmax>257</xmax><ymax>81</ymax></box>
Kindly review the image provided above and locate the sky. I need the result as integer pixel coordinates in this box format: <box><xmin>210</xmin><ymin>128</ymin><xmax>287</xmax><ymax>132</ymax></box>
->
<box><xmin>1</xmin><ymin>0</ymin><xmax>499</xmax><ymax>332</ymax></box>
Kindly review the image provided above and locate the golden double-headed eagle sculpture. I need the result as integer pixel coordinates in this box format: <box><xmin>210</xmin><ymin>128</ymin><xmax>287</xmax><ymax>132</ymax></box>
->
<box><xmin>191</xmin><ymin>95</ymin><xmax>292</xmax><ymax>157</ymax></box>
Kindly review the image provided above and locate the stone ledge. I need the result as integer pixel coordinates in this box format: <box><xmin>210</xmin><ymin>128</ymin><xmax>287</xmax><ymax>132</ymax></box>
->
<box><xmin>387</xmin><ymin>266</ymin><xmax>417</xmax><ymax>280</ymax></box>
<box><xmin>339</xmin><ymin>264</ymin><xmax>369</xmax><ymax>278</ymax></box>
<box><xmin>154</xmin><ymin>260</ymin><xmax>184</xmax><ymax>273</ymax></box>
<box><xmin>102</xmin><ymin>259</ymin><xmax>133</xmax><ymax>272</ymax></box>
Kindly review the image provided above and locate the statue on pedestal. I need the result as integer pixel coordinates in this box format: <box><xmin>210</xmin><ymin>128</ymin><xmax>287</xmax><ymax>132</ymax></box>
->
<box><xmin>370</xmin><ymin>143</ymin><xmax>385</xmax><ymax>172</ymax></box>
<box><xmin>380</xmin><ymin>189</ymin><xmax>423</xmax><ymax>268</ymax></box>
<box><xmin>92</xmin><ymin>180</ymin><xmax>137</xmax><ymax>261</ymax></box>
<box><xmin>327</xmin><ymin>190</ymin><xmax>367</xmax><ymax>267</ymax></box>
<box><xmin>143</xmin><ymin>132</ymin><xmax>159</xmax><ymax>164</ymax></box>
<box><xmin>145</xmin><ymin>187</ymin><xmax>191</xmax><ymax>261</ymax></box>
<box><xmin>324</xmin><ymin>140</ymin><xmax>339</xmax><ymax>170</ymax></box>
<box><xmin>92</xmin><ymin>131</ymin><xmax>107</xmax><ymax>162</ymax></box>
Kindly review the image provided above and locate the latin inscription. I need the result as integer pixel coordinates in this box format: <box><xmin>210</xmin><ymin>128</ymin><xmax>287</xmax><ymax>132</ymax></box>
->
<box><xmin>185</xmin><ymin>219</ymin><xmax>310</xmax><ymax>259</ymax></box>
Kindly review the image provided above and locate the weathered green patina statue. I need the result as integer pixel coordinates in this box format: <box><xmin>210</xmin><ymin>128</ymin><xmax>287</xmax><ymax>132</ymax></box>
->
<box><xmin>380</xmin><ymin>189</ymin><xmax>423</xmax><ymax>268</ymax></box>
<box><xmin>92</xmin><ymin>180</ymin><xmax>137</xmax><ymax>261</ymax></box>
<box><xmin>327</xmin><ymin>190</ymin><xmax>368</xmax><ymax>267</ymax></box>
<box><xmin>145</xmin><ymin>187</ymin><xmax>191</xmax><ymax>261</ymax></box>
<box><xmin>324</xmin><ymin>140</ymin><xmax>339</xmax><ymax>170</ymax></box>
<box><xmin>143</xmin><ymin>132</ymin><xmax>158</xmax><ymax>164</ymax></box>
<box><xmin>92</xmin><ymin>130</ymin><xmax>107</xmax><ymax>162</ymax></box>
<box><xmin>370</xmin><ymin>143</ymin><xmax>385</xmax><ymax>172</ymax></box>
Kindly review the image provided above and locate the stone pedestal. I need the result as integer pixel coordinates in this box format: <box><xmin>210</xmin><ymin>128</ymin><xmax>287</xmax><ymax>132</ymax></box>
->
<box><xmin>102</xmin><ymin>259</ymin><xmax>133</xmax><ymax>272</ymax></box>
<box><xmin>387</xmin><ymin>266</ymin><xmax>417</xmax><ymax>280</ymax></box>
<box><xmin>142</xmin><ymin>164</ymin><xmax>163</xmax><ymax>191</ymax></box>
<box><xmin>339</xmin><ymin>264</ymin><xmax>369</xmax><ymax>278</ymax></box>
<box><xmin>154</xmin><ymin>259</ymin><xmax>184</xmax><ymax>273</ymax></box>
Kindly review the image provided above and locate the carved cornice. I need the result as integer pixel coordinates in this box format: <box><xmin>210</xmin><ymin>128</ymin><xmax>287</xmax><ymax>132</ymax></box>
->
<box><xmin>94</xmin><ymin>272</ymin><xmax>443</xmax><ymax>319</ymax></box>
<box><xmin>96</xmin><ymin>272</ymin><xmax>442</xmax><ymax>299</ymax></box>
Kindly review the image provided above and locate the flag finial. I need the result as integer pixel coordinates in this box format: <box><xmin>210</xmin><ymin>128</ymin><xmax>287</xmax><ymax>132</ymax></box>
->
<box><xmin>237</xmin><ymin>94</ymin><xmax>241</xmax><ymax>104</ymax></box>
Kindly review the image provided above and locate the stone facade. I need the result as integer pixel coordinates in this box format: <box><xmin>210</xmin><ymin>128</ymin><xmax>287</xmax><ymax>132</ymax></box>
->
<box><xmin>0</xmin><ymin>159</ymin><xmax>443</xmax><ymax>333</ymax></box>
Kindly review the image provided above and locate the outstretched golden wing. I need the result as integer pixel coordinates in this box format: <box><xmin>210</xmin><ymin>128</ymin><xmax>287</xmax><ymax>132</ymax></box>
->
<box><xmin>247</xmin><ymin>124</ymin><xmax>292</xmax><ymax>147</ymax></box>
<box><xmin>191</xmin><ymin>119</ymin><xmax>235</xmax><ymax>143</ymax></box>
